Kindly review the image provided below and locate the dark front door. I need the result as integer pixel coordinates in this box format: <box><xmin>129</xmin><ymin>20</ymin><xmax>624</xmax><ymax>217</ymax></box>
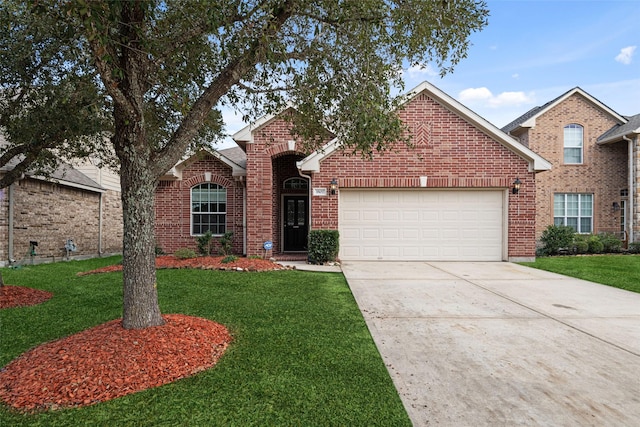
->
<box><xmin>283</xmin><ymin>195</ymin><xmax>308</xmax><ymax>251</ymax></box>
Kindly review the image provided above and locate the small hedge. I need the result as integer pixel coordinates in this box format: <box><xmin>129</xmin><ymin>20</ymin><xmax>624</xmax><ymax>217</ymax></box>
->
<box><xmin>308</xmin><ymin>230</ymin><xmax>339</xmax><ymax>265</ymax></box>
<box><xmin>538</xmin><ymin>225</ymin><xmax>628</xmax><ymax>256</ymax></box>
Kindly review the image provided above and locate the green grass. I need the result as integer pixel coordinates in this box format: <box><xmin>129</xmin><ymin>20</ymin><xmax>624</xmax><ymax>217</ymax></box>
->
<box><xmin>0</xmin><ymin>256</ymin><xmax>410</xmax><ymax>426</ymax></box>
<box><xmin>521</xmin><ymin>254</ymin><xmax>640</xmax><ymax>293</ymax></box>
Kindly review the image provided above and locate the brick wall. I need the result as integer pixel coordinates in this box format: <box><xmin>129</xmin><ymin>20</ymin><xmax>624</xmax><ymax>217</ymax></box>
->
<box><xmin>634</xmin><ymin>137</ymin><xmax>640</xmax><ymax>242</ymax></box>
<box><xmin>244</xmin><ymin>92</ymin><xmax>538</xmax><ymax>259</ymax></box>
<box><xmin>155</xmin><ymin>154</ymin><xmax>244</xmax><ymax>255</ymax></box>
<box><xmin>4</xmin><ymin>177</ymin><xmax>123</xmax><ymax>263</ymax></box>
<box><xmin>310</xmin><ymin>92</ymin><xmax>536</xmax><ymax>259</ymax></box>
<box><xmin>521</xmin><ymin>93</ymin><xmax>628</xmax><ymax>238</ymax></box>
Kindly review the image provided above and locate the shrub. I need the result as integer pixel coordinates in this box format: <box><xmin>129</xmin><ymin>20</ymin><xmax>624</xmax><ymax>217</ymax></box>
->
<box><xmin>218</xmin><ymin>232</ymin><xmax>234</xmax><ymax>256</ymax></box>
<box><xmin>572</xmin><ymin>234</ymin><xmax>589</xmax><ymax>254</ymax></box>
<box><xmin>155</xmin><ymin>245</ymin><xmax>165</xmax><ymax>256</ymax></box>
<box><xmin>628</xmin><ymin>242</ymin><xmax>640</xmax><ymax>254</ymax></box>
<box><xmin>587</xmin><ymin>235</ymin><xmax>604</xmax><ymax>254</ymax></box>
<box><xmin>174</xmin><ymin>248</ymin><xmax>197</xmax><ymax>259</ymax></box>
<box><xmin>196</xmin><ymin>231</ymin><xmax>213</xmax><ymax>255</ymax></box>
<box><xmin>599</xmin><ymin>233</ymin><xmax>622</xmax><ymax>253</ymax></box>
<box><xmin>308</xmin><ymin>230</ymin><xmax>339</xmax><ymax>264</ymax></box>
<box><xmin>540</xmin><ymin>225</ymin><xmax>575</xmax><ymax>256</ymax></box>
<box><xmin>221</xmin><ymin>255</ymin><xmax>238</xmax><ymax>264</ymax></box>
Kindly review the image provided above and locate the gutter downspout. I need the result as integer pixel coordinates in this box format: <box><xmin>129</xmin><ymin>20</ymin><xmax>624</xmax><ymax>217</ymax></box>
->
<box><xmin>297</xmin><ymin>168</ymin><xmax>313</xmax><ymax>242</ymax></box>
<box><xmin>8</xmin><ymin>183</ymin><xmax>14</xmax><ymax>263</ymax></box>
<box><xmin>623</xmin><ymin>135</ymin><xmax>634</xmax><ymax>243</ymax></box>
<box><xmin>98</xmin><ymin>192</ymin><xmax>104</xmax><ymax>255</ymax></box>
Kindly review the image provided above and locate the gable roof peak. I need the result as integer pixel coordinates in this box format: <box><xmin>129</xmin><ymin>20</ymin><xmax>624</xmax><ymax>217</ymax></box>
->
<box><xmin>502</xmin><ymin>86</ymin><xmax>626</xmax><ymax>134</ymax></box>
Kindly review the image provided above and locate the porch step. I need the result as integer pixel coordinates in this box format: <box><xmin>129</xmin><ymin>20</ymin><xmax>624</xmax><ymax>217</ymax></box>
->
<box><xmin>273</xmin><ymin>253</ymin><xmax>308</xmax><ymax>261</ymax></box>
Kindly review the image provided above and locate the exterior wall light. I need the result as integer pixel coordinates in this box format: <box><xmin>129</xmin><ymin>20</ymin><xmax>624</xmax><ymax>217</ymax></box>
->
<box><xmin>613</xmin><ymin>202</ymin><xmax>620</xmax><ymax>211</ymax></box>
<box><xmin>512</xmin><ymin>178</ymin><xmax>521</xmax><ymax>195</ymax></box>
<box><xmin>330</xmin><ymin>178</ymin><xmax>338</xmax><ymax>195</ymax></box>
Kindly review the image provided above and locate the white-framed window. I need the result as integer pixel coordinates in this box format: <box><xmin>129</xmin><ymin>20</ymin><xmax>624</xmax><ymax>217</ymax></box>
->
<box><xmin>554</xmin><ymin>193</ymin><xmax>593</xmax><ymax>233</ymax></box>
<box><xmin>563</xmin><ymin>124</ymin><xmax>583</xmax><ymax>164</ymax></box>
<box><xmin>191</xmin><ymin>183</ymin><xmax>226</xmax><ymax>235</ymax></box>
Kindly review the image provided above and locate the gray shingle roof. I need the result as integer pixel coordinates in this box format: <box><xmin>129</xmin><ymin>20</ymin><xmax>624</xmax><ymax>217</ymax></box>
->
<box><xmin>598</xmin><ymin>113</ymin><xmax>640</xmax><ymax>143</ymax></box>
<box><xmin>219</xmin><ymin>146</ymin><xmax>246</xmax><ymax>169</ymax></box>
<box><xmin>0</xmin><ymin>157</ymin><xmax>104</xmax><ymax>191</ymax></box>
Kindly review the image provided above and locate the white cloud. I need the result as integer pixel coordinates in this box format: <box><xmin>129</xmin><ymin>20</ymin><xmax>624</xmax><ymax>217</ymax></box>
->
<box><xmin>615</xmin><ymin>46</ymin><xmax>636</xmax><ymax>64</ymax></box>
<box><xmin>406</xmin><ymin>64</ymin><xmax>438</xmax><ymax>80</ymax></box>
<box><xmin>512</xmin><ymin>73</ymin><xmax>519</xmax><ymax>79</ymax></box>
<box><xmin>458</xmin><ymin>87</ymin><xmax>534</xmax><ymax>108</ymax></box>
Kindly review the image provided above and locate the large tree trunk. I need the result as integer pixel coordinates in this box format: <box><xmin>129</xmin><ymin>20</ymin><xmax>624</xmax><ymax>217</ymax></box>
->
<box><xmin>119</xmin><ymin>150</ymin><xmax>164</xmax><ymax>329</ymax></box>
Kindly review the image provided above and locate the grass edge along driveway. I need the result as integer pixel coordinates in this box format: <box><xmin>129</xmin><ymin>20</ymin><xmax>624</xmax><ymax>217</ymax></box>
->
<box><xmin>520</xmin><ymin>254</ymin><xmax>640</xmax><ymax>294</ymax></box>
<box><xmin>0</xmin><ymin>256</ymin><xmax>410</xmax><ymax>426</ymax></box>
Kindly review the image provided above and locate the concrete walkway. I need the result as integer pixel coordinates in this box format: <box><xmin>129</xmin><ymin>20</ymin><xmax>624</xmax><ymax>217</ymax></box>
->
<box><xmin>341</xmin><ymin>261</ymin><xmax>640</xmax><ymax>427</ymax></box>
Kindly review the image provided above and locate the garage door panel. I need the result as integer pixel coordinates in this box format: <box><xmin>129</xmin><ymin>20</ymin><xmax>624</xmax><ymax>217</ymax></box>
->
<box><xmin>339</xmin><ymin>189</ymin><xmax>503</xmax><ymax>261</ymax></box>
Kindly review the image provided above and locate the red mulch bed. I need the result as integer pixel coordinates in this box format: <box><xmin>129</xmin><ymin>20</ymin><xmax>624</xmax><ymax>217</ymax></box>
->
<box><xmin>77</xmin><ymin>255</ymin><xmax>286</xmax><ymax>276</ymax></box>
<box><xmin>0</xmin><ymin>314</ymin><xmax>232</xmax><ymax>412</ymax></box>
<box><xmin>0</xmin><ymin>285</ymin><xmax>53</xmax><ymax>309</ymax></box>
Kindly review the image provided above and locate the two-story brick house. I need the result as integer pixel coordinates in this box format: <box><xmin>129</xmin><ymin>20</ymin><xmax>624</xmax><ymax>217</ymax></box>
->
<box><xmin>502</xmin><ymin>88</ymin><xmax>639</xmax><ymax>246</ymax></box>
<box><xmin>155</xmin><ymin>82</ymin><xmax>551</xmax><ymax>262</ymax></box>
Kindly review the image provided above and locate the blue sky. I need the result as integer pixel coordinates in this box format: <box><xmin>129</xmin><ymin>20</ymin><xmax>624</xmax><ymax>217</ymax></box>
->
<box><xmin>219</xmin><ymin>0</ymin><xmax>639</xmax><ymax>147</ymax></box>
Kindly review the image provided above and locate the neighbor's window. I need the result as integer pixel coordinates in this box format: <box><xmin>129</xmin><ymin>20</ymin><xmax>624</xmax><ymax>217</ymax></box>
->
<box><xmin>554</xmin><ymin>193</ymin><xmax>592</xmax><ymax>233</ymax></box>
<box><xmin>191</xmin><ymin>183</ymin><xmax>226</xmax><ymax>235</ymax></box>
<box><xmin>563</xmin><ymin>124</ymin><xmax>583</xmax><ymax>164</ymax></box>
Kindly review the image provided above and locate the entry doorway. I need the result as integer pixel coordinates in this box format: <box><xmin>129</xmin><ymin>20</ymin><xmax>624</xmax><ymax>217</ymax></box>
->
<box><xmin>283</xmin><ymin>195</ymin><xmax>308</xmax><ymax>251</ymax></box>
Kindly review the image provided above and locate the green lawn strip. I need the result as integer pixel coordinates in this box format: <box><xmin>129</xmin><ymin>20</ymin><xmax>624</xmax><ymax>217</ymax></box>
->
<box><xmin>520</xmin><ymin>255</ymin><xmax>640</xmax><ymax>293</ymax></box>
<box><xmin>0</xmin><ymin>258</ymin><xmax>410</xmax><ymax>426</ymax></box>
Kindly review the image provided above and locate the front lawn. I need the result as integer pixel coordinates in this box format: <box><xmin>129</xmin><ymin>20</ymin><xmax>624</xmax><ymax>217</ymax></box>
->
<box><xmin>521</xmin><ymin>255</ymin><xmax>640</xmax><ymax>294</ymax></box>
<box><xmin>0</xmin><ymin>256</ymin><xmax>410</xmax><ymax>426</ymax></box>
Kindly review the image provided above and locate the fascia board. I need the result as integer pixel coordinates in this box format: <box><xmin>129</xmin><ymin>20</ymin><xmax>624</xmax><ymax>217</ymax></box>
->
<box><xmin>598</xmin><ymin>127</ymin><xmax>640</xmax><ymax>145</ymax></box>
<box><xmin>521</xmin><ymin>88</ymin><xmax>626</xmax><ymax>129</ymax></box>
<box><xmin>30</xmin><ymin>175</ymin><xmax>106</xmax><ymax>193</ymax></box>
<box><xmin>296</xmin><ymin>137</ymin><xmax>341</xmax><ymax>173</ymax></box>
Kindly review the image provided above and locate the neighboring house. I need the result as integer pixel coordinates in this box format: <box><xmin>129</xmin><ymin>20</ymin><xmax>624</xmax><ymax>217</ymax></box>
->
<box><xmin>155</xmin><ymin>82</ymin><xmax>551</xmax><ymax>262</ymax></box>
<box><xmin>502</xmin><ymin>87</ymin><xmax>639</xmax><ymax>246</ymax></box>
<box><xmin>0</xmin><ymin>138</ymin><xmax>123</xmax><ymax>265</ymax></box>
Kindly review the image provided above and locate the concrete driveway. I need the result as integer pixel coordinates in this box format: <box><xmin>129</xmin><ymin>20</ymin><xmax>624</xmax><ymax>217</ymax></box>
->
<box><xmin>341</xmin><ymin>261</ymin><xmax>640</xmax><ymax>427</ymax></box>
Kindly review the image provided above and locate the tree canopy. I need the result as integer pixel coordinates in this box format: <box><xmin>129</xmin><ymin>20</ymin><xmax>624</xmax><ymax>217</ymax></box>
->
<box><xmin>0</xmin><ymin>0</ymin><xmax>489</xmax><ymax>328</ymax></box>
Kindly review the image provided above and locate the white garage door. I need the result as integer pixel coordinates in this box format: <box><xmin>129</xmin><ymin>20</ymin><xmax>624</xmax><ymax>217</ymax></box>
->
<box><xmin>339</xmin><ymin>189</ymin><xmax>504</xmax><ymax>261</ymax></box>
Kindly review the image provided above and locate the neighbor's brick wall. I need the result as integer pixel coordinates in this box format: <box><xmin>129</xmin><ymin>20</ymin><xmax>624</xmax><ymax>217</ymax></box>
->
<box><xmin>155</xmin><ymin>154</ymin><xmax>244</xmax><ymax>255</ymax></box>
<box><xmin>310</xmin><ymin>92</ymin><xmax>537</xmax><ymax>259</ymax></box>
<box><xmin>101</xmin><ymin>189</ymin><xmax>124</xmax><ymax>254</ymax></box>
<box><xmin>0</xmin><ymin>186</ymin><xmax>8</xmax><ymax>263</ymax></box>
<box><xmin>520</xmin><ymin>93</ymin><xmax>628</xmax><ymax>239</ymax></box>
<box><xmin>634</xmin><ymin>137</ymin><xmax>640</xmax><ymax>243</ymax></box>
<box><xmin>10</xmin><ymin>178</ymin><xmax>103</xmax><ymax>261</ymax></box>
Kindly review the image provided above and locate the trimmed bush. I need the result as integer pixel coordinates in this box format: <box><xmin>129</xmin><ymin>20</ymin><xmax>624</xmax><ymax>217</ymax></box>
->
<box><xmin>540</xmin><ymin>225</ymin><xmax>575</xmax><ymax>256</ymax></box>
<box><xmin>587</xmin><ymin>235</ymin><xmax>604</xmax><ymax>254</ymax></box>
<box><xmin>175</xmin><ymin>248</ymin><xmax>197</xmax><ymax>259</ymax></box>
<box><xmin>572</xmin><ymin>234</ymin><xmax>589</xmax><ymax>254</ymax></box>
<box><xmin>308</xmin><ymin>230</ymin><xmax>339</xmax><ymax>264</ymax></box>
<box><xmin>599</xmin><ymin>233</ymin><xmax>622</xmax><ymax>253</ymax></box>
<box><xmin>628</xmin><ymin>242</ymin><xmax>640</xmax><ymax>254</ymax></box>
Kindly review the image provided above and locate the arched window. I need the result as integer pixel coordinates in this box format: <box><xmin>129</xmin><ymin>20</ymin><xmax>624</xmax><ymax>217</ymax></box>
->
<box><xmin>191</xmin><ymin>183</ymin><xmax>226</xmax><ymax>235</ymax></box>
<box><xmin>563</xmin><ymin>124</ymin><xmax>583</xmax><ymax>164</ymax></box>
<box><xmin>283</xmin><ymin>177</ymin><xmax>308</xmax><ymax>190</ymax></box>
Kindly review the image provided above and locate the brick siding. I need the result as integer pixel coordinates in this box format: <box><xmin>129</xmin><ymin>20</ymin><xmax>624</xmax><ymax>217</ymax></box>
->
<box><xmin>0</xmin><ymin>177</ymin><xmax>123</xmax><ymax>264</ymax></box>
<box><xmin>155</xmin><ymin>153</ymin><xmax>244</xmax><ymax>255</ymax></box>
<box><xmin>517</xmin><ymin>93</ymin><xmax>628</xmax><ymax>239</ymax></box>
<box><xmin>244</xmin><ymin>91</ymin><xmax>538</xmax><ymax>260</ymax></box>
